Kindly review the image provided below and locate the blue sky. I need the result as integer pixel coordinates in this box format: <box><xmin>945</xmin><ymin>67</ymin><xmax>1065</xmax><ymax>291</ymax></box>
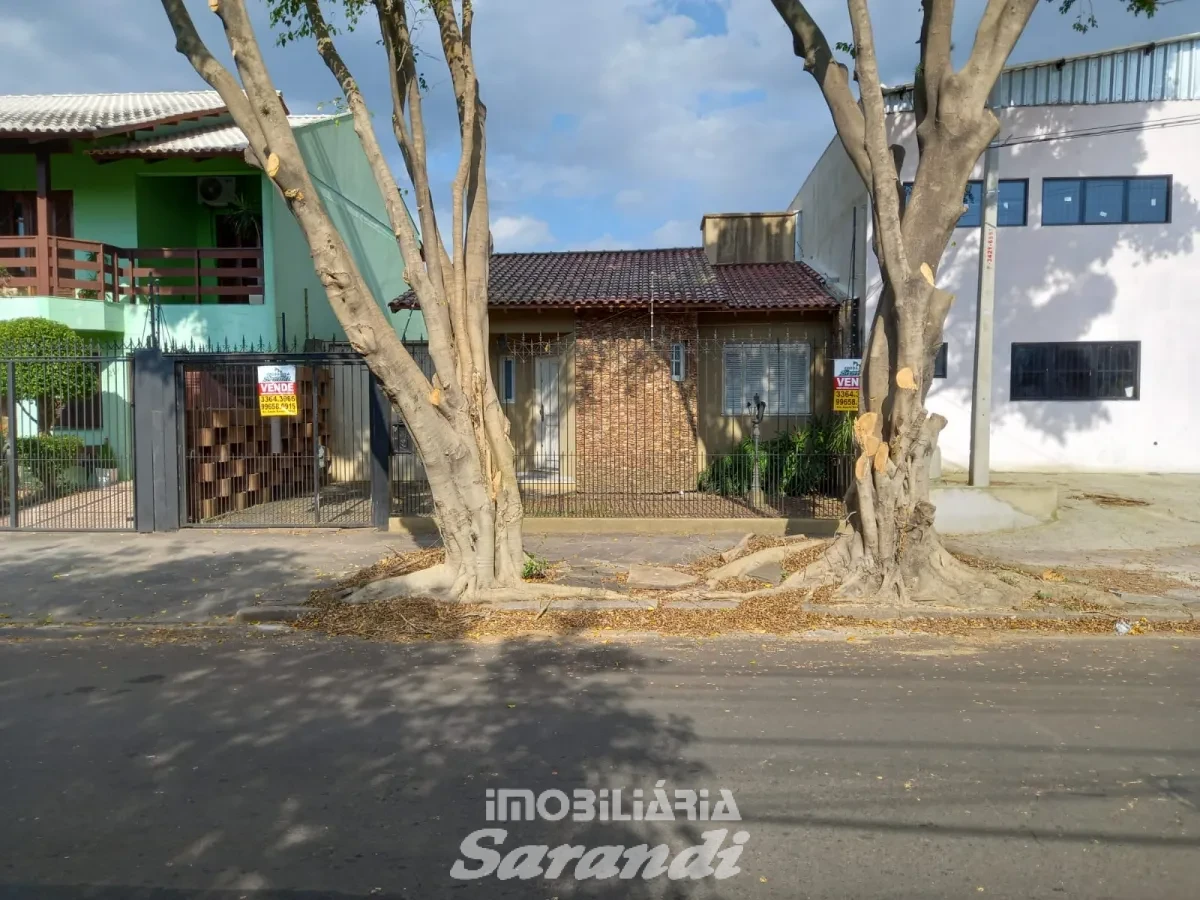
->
<box><xmin>2</xmin><ymin>0</ymin><xmax>1195</xmax><ymax>251</ymax></box>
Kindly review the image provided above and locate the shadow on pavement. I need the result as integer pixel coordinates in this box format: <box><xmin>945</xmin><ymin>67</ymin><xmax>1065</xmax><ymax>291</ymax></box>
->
<box><xmin>0</xmin><ymin>636</ymin><xmax>736</xmax><ymax>899</ymax></box>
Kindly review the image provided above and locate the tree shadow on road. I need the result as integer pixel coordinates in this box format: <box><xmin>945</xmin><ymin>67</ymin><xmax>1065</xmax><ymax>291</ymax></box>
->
<box><xmin>0</xmin><ymin>633</ymin><xmax>737</xmax><ymax>899</ymax></box>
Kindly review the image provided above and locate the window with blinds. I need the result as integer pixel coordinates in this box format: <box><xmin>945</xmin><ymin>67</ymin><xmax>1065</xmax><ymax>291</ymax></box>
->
<box><xmin>722</xmin><ymin>343</ymin><xmax>811</xmax><ymax>416</ymax></box>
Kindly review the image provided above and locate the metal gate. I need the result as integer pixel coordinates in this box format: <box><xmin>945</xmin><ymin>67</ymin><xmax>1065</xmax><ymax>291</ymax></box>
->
<box><xmin>177</xmin><ymin>352</ymin><xmax>375</xmax><ymax>528</ymax></box>
<box><xmin>2</xmin><ymin>342</ymin><xmax>136</xmax><ymax>531</ymax></box>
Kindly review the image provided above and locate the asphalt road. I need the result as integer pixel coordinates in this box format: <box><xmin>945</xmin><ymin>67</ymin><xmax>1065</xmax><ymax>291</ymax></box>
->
<box><xmin>1</xmin><ymin>631</ymin><xmax>1197</xmax><ymax>899</ymax></box>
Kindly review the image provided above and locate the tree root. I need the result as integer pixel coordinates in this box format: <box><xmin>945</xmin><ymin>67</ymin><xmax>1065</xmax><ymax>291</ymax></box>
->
<box><xmin>344</xmin><ymin>563</ymin><xmax>634</xmax><ymax>606</ymax></box>
<box><xmin>344</xmin><ymin>563</ymin><xmax>460</xmax><ymax>604</ymax></box>
<box><xmin>340</xmin><ymin>529</ymin><xmax>1018</xmax><ymax>611</ymax></box>
<box><xmin>705</xmin><ymin>539</ymin><xmax>825</xmax><ymax>586</ymax></box>
<box><xmin>477</xmin><ymin>582</ymin><xmax>634</xmax><ymax>605</ymax></box>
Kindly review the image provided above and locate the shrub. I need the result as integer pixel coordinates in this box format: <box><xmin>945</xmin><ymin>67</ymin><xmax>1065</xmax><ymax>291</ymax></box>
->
<box><xmin>0</xmin><ymin>318</ymin><xmax>99</xmax><ymax>405</ymax></box>
<box><xmin>87</xmin><ymin>440</ymin><xmax>119</xmax><ymax>469</ymax></box>
<box><xmin>55</xmin><ymin>465</ymin><xmax>90</xmax><ymax>495</ymax></box>
<box><xmin>15</xmin><ymin>434</ymin><xmax>86</xmax><ymax>496</ymax></box>
<box><xmin>522</xmin><ymin>554</ymin><xmax>551</xmax><ymax>580</ymax></box>
<box><xmin>698</xmin><ymin>414</ymin><xmax>854</xmax><ymax>498</ymax></box>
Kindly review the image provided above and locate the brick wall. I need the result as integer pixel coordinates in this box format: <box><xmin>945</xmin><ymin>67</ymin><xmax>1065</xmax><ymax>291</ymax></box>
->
<box><xmin>575</xmin><ymin>310</ymin><xmax>699</xmax><ymax>494</ymax></box>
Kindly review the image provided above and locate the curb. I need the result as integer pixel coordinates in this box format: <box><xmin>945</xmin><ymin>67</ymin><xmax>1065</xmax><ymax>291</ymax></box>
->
<box><xmin>801</xmin><ymin>604</ymin><xmax>1195</xmax><ymax>625</ymax></box>
<box><xmin>234</xmin><ymin>605</ymin><xmax>311</xmax><ymax>623</ymax></box>
<box><xmin>0</xmin><ymin>623</ymin><xmax>256</xmax><ymax>639</ymax></box>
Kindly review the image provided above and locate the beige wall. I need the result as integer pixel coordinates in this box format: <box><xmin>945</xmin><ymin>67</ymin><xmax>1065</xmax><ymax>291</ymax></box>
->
<box><xmin>702</xmin><ymin>212</ymin><xmax>797</xmax><ymax>265</ymax></box>
<box><xmin>488</xmin><ymin>310</ymin><xmax>577</xmax><ymax>484</ymax></box>
<box><xmin>696</xmin><ymin>312</ymin><xmax>835</xmax><ymax>461</ymax></box>
<box><xmin>789</xmin><ymin>136</ymin><xmax>869</xmax><ymax>300</ymax></box>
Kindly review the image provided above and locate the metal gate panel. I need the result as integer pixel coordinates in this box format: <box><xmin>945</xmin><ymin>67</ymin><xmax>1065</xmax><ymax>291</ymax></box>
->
<box><xmin>177</xmin><ymin>354</ymin><xmax>374</xmax><ymax>528</ymax></box>
<box><xmin>2</xmin><ymin>343</ymin><xmax>136</xmax><ymax>531</ymax></box>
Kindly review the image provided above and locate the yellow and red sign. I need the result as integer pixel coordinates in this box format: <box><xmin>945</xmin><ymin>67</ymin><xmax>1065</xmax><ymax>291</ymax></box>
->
<box><xmin>833</xmin><ymin>389</ymin><xmax>859</xmax><ymax>412</ymax></box>
<box><xmin>257</xmin><ymin>365</ymin><xmax>298</xmax><ymax>417</ymax></box>
<box><xmin>833</xmin><ymin>358</ymin><xmax>861</xmax><ymax>412</ymax></box>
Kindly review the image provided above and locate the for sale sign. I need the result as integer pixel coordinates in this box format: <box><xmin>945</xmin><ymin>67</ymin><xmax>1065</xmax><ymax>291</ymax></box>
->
<box><xmin>257</xmin><ymin>364</ymin><xmax>298</xmax><ymax>417</ymax></box>
<box><xmin>833</xmin><ymin>358</ymin><xmax>861</xmax><ymax>412</ymax></box>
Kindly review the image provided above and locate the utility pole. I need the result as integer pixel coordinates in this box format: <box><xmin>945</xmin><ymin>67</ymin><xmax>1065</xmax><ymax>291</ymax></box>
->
<box><xmin>968</xmin><ymin>144</ymin><xmax>999</xmax><ymax>487</ymax></box>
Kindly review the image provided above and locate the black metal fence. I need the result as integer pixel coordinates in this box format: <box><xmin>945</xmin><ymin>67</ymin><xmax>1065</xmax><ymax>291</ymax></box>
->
<box><xmin>391</xmin><ymin>328</ymin><xmax>854</xmax><ymax>520</ymax></box>
<box><xmin>3</xmin><ymin>327</ymin><xmax>854</xmax><ymax>530</ymax></box>
<box><xmin>2</xmin><ymin>336</ymin><xmax>135</xmax><ymax>531</ymax></box>
<box><xmin>177</xmin><ymin>352</ymin><xmax>375</xmax><ymax>528</ymax></box>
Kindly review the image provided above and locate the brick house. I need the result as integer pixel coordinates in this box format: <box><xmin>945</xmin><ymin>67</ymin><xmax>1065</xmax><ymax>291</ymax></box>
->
<box><xmin>391</xmin><ymin>213</ymin><xmax>844</xmax><ymax>497</ymax></box>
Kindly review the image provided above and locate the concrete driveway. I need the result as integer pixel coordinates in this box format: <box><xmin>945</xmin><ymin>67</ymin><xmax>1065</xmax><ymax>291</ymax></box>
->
<box><xmin>947</xmin><ymin>472</ymin><xmax>1200</xmax><ymax>581</ymax></box>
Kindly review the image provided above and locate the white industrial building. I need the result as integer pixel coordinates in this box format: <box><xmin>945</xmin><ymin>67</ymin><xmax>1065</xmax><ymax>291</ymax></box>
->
<box><xmin>790</xmin><ymin>33</ymin><xmax>1200</xmax><ymax>473</ymax></box>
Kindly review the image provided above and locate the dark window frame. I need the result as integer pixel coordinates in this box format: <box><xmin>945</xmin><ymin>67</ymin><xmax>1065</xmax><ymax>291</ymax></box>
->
<box><xmin>996</xmin><ymin>178</ymin><xmax>1029</xmax><ymax>227</ymax></box>
<box><xmin>902</xmin><ymin>179</ymin><xmax>1028</xmax><ymax>228</ymax></box>
<box><xmin>932</xmin><ymin>342</ymin><xmax>948</xmax><ymax>379</ymax></box>
<box><xmin>1010</xmin><ymin>341</ymin><xmax>1141</xmax><ymax>402</ymax></box>
<box><xmin>1040</xmin><ymin>176</ymin><xmax>1171</xmax><ymax>226</ymax></box>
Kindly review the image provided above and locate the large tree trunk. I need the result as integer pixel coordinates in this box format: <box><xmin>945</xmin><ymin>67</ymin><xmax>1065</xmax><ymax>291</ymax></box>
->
<box><xmin>771</xmin><ymin>0</ymin><xmax>1041</xmax><ymax>605</ymax></box>
<box><xmin>159</xmin><ymin>0</ymin><xmax>530</xmax><ymax>602</ymax></box>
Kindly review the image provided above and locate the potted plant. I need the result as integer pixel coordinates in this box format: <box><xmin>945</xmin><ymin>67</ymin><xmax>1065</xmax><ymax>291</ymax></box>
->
<box><xmin>92</xmin><ymin>440</ymin><xmax>120</xmax><ymax>488</ymax></box>
<box><xmin>0</xmin><ymin>265</ymin><xmax>19</xmax><ymax>298</ymax></box>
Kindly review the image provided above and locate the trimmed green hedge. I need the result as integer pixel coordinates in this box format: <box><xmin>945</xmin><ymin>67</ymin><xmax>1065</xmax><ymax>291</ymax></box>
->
<box><xmin>0</xmin><ymin>318</ymin><xmax>98</xmax><ymax>403</ymax></box>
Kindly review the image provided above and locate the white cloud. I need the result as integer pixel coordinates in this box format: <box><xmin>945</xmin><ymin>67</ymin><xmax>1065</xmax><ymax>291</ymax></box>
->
<box><xmin>8</xmin><ymin>0</ymin><xmax>1198</xmax><ymax>248</ymax></box>
<box><xmin>649</xmin><ymin>218</ymin><xmax>699</xmax><ymax>247</ymax></box>
<box><xmin>571</xmin><ymin>234</ymin><xmax>637</xmax><ymax>251</ymax></box>
<box><xmin>614</xmin><ymin>188</ymin><xmax>645</xmax><ymax>208</ymax></box>
<box><xmin>491</xmin><ymin>215</ymin><xmax>555</xmax><ymax>251</ymax></box>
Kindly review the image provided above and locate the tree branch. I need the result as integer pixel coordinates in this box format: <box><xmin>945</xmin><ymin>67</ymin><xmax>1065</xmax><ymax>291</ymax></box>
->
<box><xmin>374</xmin><ymin>0</ymin><xmax>453</xmax><ymax>297</ymax></box>
<box><xmin>297</xmin><ymin>0</ymin><xmax>459</xmax><ymax>395</ymax></box>
<box><xmin>431</xmin><ymin>2</ymin><xmax>482</xmax><ymax>385</ymax></box>
<box><xmin>158</xmin><ymin>0</ymin><xmax>270</xmax><ymax>166</ymax></box>
<box><xmin>915</xmin><ymin>0</ymin><xmax>955</xmax><ymax>135</ymax></box>
<box><xmin>161</xmin><ymin>0</ymin><xmax>438</xmax><ymax>417</ymax></box>
<box><xmin>959</xmin><ymin>0</ymin><xmax>1040</xmax><ymax>106</ymax></box>
<box><xmin>768</xmin><ymin>0</ymin><xmax>870</xmax><ymax>185</ymax></box>
<box><xmin>846</xmin><ymin>0</ymin><xmax>908</xmax><ymax>282</ymax></box>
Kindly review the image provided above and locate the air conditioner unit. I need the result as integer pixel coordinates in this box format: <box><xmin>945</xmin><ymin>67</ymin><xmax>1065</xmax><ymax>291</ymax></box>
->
<box><xmin>197</xmin><ymin>176</ymin><xmax>237</xmax><ymax>207</ymax></box>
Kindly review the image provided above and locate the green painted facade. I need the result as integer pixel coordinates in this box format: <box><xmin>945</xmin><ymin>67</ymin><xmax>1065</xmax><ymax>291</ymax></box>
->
<box><xmin>278</xmin><ymin>116</ymin><xmax>423</xmax><ymax>344</ymax></box>
<box><xmin>0</xmin><ymin>114</ymin><xmax>421</xmax><ymax>347</ymax></box>
<box><xmin>2</xmin><ymin>110</ymin><xmax>421</xmax><ymax>469</ymax></box>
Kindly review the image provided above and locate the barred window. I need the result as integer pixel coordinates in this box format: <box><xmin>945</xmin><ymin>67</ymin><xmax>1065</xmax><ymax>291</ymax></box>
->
<box><xmin>1010</xmin><ymin>341</ymin><xmax>1140</xmax><ymax>401</ymax></box>
<box><xmin>722</xmin><ymin>343</ymin><xmax>811</xmax><ymax>416</ymax></box>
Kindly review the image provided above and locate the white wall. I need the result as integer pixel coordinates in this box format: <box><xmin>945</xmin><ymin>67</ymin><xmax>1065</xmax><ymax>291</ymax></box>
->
<box><xmin>855</xmin><ymin>100</ymin><xmax>1200</xmax><ymax>473</ymax></box>
<box><xmin>789</xmin><ymin>135</ymin><xmax>868</xmax><ymax>296</ymax></box>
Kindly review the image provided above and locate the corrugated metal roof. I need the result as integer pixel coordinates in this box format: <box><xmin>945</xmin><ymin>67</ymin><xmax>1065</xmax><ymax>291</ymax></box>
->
<box><xmin>883</xmin><ymin>32</ymin><xmax>1200</xmax><ymax>112</ymax></box>
<box><xmin>87</xmin><ymin>115</ymin><xmax>334</xmax><ymax>157</ymax></box>
<box><xmin>0</xmin><ymin>91</ymin><xmax>227</xmax><ymax>135</ymax></box>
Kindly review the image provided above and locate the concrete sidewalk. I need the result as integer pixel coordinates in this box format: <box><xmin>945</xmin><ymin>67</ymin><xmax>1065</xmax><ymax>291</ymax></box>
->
<box><xmin>2</xmin><ymin>473</ymin><xmax>1197</xmax><ymax>625</ymax></box>
<box><xmin>0</xmin><ymin>529</ymin><xmax>721</xmax><ymax>624</ymax></box>
<box><xmin>945</xmin><ymin>472</ymin><xmax>1200</xmax><ymax>580</ymax></box>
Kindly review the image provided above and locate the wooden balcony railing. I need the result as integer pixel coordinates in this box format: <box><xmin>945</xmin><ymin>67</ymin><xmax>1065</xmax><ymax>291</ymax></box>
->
<box><xmin>0</xmin><ymin>236</ymin><xmax>264</xmax><ymax>304</ymax></box>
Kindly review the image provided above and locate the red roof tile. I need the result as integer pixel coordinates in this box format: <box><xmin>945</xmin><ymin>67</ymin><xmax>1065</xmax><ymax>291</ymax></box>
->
<box><xmin>389</xmin><ymin>247</ymin><xmax>839</xmax><ymax>312</ymax></box>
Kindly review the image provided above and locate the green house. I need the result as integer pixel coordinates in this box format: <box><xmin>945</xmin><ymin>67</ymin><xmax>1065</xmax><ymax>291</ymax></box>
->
<box><xmin>0</xmin><ymin>90</ymin><xmax>423</xmax><ymax>347</ymax></box>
